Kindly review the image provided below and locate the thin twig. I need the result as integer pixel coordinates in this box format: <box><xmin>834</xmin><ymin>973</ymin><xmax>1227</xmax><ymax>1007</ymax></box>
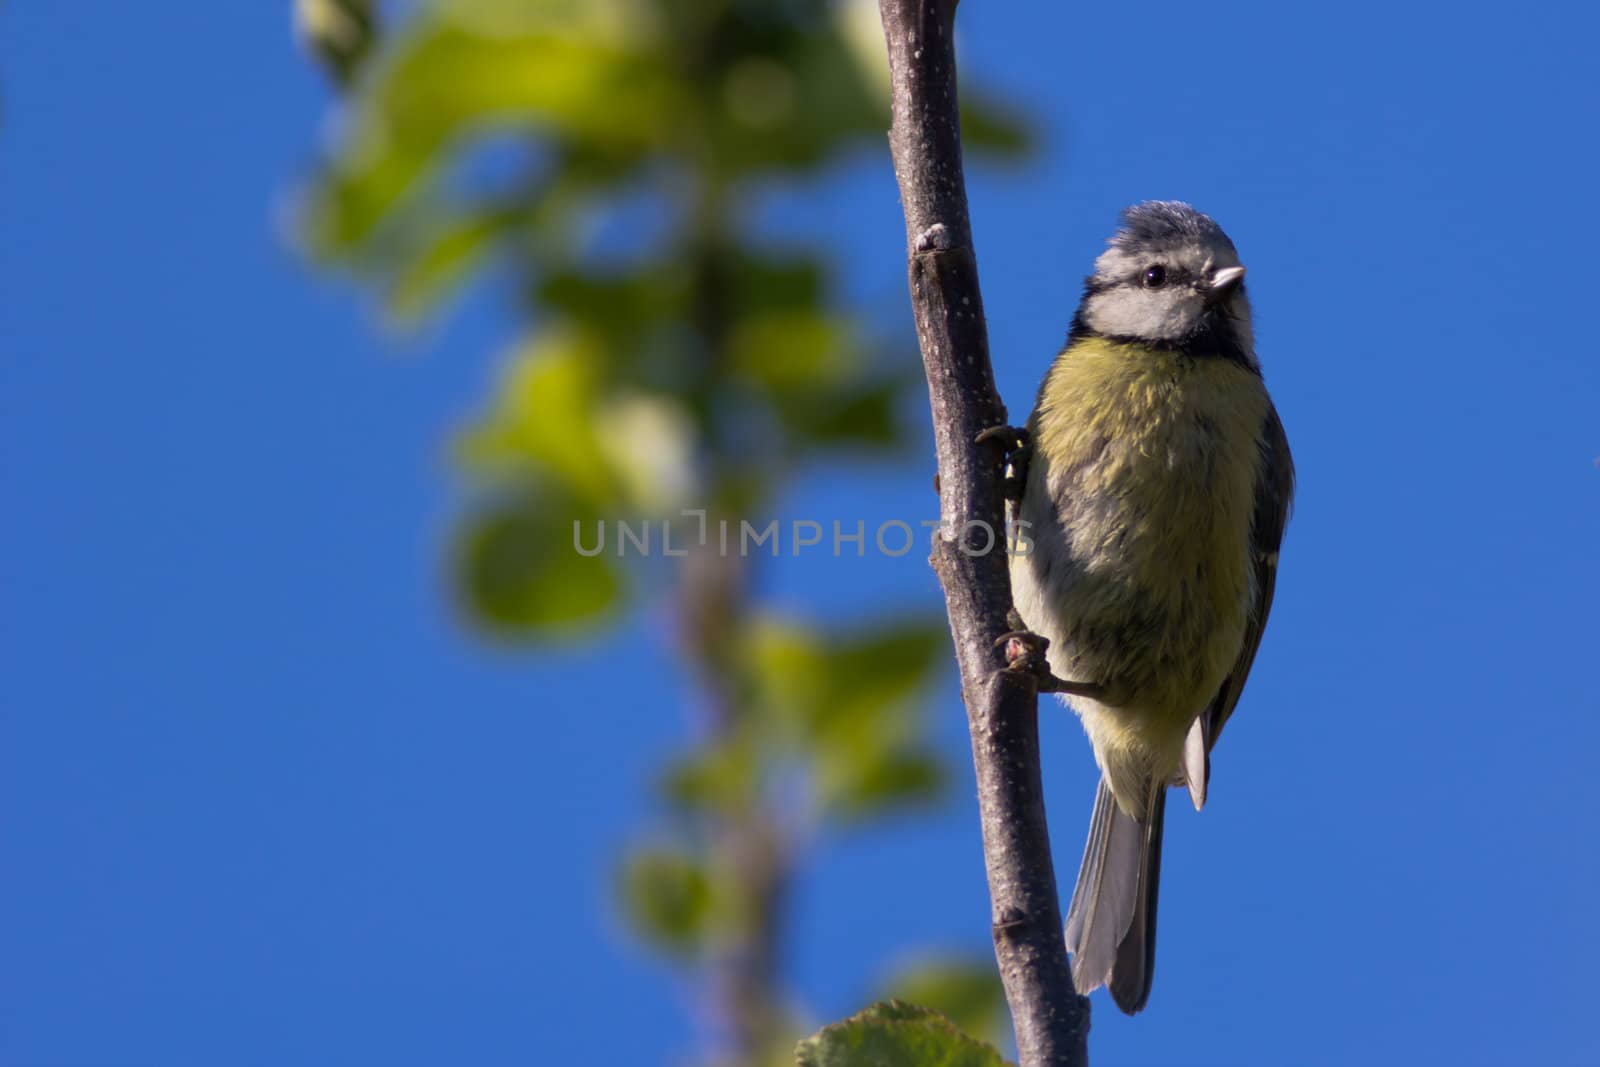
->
<box><xmin>874</xmin><ymin>2</ymin><xmax>1090</xmax><ymax>1064</ymax></box>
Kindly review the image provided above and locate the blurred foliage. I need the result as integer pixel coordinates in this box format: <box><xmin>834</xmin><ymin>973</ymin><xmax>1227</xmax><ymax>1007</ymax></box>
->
<box><xmin>656</xmin><ymin>614</ymin><xmax>950</xmax><ymax>826</ymax></box>
<box><xmin>295</xmin><ymin>0</ymin><xmax>379</xmax><ymax>87</ymax></box>
<box><xmin>297</xmin><ymin>0</ymin><xmax>1033</xmax><ymax>1061</ymax></box>
<box><xmin>795</xmin><ymin>1001</ymin><xmax>1011</xmax><ymax>1067</ymax></box>
<box><xmin>619</xmin><ymin>845</ymin><xmax>717</xmax><ymax>957</ymax></box>
<box><xmin>299</xmin><ymin>0</ymin><xmax>1028</xmax><ymax>637</ymax></box>
<box><xmin>880</xmin><ymin>956</ymin><xmax>1008</xmax><ymax>1050</ymax></box>
<box><xmin>743</xmin><ymin>616</ymin><xmax>950</xmax><ymax>822</ymax></box>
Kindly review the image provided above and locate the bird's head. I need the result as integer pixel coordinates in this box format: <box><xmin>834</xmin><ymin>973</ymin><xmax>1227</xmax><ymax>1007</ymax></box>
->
<box><xmin>1077</xmin><ymin>201</ymin><xmax>1254</xmax><ymax>363</ymax></box>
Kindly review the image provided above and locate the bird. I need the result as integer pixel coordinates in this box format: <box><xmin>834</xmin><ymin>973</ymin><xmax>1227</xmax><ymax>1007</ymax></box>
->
<box><xmin>1002</xmin><ymin>201</ymin><xmax>1295</xmax><ymax>1014</ymax></box>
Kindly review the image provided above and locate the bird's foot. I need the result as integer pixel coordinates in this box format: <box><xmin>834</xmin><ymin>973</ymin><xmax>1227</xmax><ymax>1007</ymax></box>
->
<box><xmin>994</xmin><ymin>619</ymin><xmax>1107</xmax><ymax>700</ymax></box>
<box><xmin>976</xmin><ymin>424</ymin><xmax>1029</xmax><ymax>450</ymax></box>
<box><xmin>976</xmin><ymin>424</ymin><xmax>1031</xmax><ymax>502</ymax></box>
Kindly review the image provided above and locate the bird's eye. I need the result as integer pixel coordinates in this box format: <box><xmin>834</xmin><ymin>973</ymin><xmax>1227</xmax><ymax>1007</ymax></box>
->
<box><xmin>1142</xmin><ymin>265</ymin><xmax>1168</xmax><ymax>289</ymax></box>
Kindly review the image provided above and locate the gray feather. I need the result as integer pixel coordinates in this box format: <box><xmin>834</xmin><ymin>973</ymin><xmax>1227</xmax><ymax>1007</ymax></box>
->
<box><xmin>1112</xmin><ymin>200</ymin><xmax>1236</xmax><ymax>257</ymax></box>
<box><xmin>1065</xmin><ymin>778</ymin><xmax>1167</xmax><ymax>1014</ymax></box>
<box><xmin>1181</xmin><ymin>715</ymin><xmax>1209</xmax><ymax>811</ymax></box>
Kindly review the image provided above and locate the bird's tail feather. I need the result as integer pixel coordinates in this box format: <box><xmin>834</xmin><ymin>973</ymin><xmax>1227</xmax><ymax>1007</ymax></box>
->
<box><xmin>1064</xmin><ymin>777</ymin><xmax>1166</xmax><ymax>1015</ymax></box>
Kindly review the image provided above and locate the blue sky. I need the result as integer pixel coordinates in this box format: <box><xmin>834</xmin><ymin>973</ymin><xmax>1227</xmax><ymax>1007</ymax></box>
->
<box><xmin>3</xmin><ymin>3</ymin><xmax>1598</xmax><ymax>1066</ymax></box>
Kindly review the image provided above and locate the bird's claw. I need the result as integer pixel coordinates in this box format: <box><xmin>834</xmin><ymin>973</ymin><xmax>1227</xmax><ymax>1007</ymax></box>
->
<box><xmin>996</xmin><ymin>626</ymin><xmax>1051</xmax><ymax>681</ymax></box>
<box><xmin>976</xmin><ymin>424</ymin><xmax>1031</xmax><ymax>502</ymax></box>
<box><xmin>976</xmin><ymin>424</ymin><xmax>1029</xmax><ymax>449</ymax></box>
<box><xmin>996</xmin><ymin>623</ymin><xmax>1107</xmax><ymax>700</ymax></box>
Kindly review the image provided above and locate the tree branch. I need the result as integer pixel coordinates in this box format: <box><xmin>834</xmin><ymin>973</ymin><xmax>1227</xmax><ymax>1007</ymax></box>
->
<box><xmin>875</xmin><ymin>2</ymin><xmax>1090</xmax><ymax>1064</ymax></box>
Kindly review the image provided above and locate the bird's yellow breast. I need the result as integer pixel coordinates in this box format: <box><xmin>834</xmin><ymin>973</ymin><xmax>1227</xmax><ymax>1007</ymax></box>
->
<box><xmin>1016</xmin><ymin>337</ymin><xmax>1269</xmax><ymax>781</ymax></box>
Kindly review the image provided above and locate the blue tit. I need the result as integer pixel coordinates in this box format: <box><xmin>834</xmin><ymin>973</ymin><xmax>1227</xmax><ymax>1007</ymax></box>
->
<box><xmin>1007</xmin><ymin>201</ymin><xmax>1295</xmax><ymax>1014</ymax></box>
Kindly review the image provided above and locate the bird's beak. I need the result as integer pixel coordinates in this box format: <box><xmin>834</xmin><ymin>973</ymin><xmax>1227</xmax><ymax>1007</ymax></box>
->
<box><xmin>1206</xmin><ymin>265</ymin><xmax>1246</xmax><ymax>306</ymax></box>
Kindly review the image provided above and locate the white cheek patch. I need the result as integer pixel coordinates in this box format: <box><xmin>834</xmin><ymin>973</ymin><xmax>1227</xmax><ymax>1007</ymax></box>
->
<box><xmin>1083</xmin><ymin>230</ymin><xmax>1254</xmax><ymax>349</ymax></box>
<box><xmin>1084</xmin><ymin>287</ymin><xmax>1204</xmax><ymax>341</ymax></box>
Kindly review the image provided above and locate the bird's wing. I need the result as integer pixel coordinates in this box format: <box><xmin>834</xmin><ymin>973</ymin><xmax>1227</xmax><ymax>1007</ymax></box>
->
<box><xmin>1182</xmin><ymin>403</ymin><xmax>1295</xmax><ymax>809</ymax></box>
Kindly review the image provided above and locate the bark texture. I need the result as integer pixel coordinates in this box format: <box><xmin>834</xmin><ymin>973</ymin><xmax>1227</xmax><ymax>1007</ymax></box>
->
<box><xmin>876</xmin><ymin>2</ymin><xmax>1091</xmax><ymax>1063</ymax></box>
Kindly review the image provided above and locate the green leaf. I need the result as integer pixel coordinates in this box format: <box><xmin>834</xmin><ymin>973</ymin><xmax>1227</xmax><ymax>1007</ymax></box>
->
<box><xmin>820</xmin><ymin>748</ymin><xmax>947</xmax><ymax>824</ymax></box>
<box><xmin>457</xmin><ymin>327</ymin><xmax>703</xmax><ymax>512</ymax></box>
<box><xmin>455</xmin><ymin>328</ymin><xmax>619</xmax><ymax>504</ymax></box>
<box><xmin>590</xmin><ymin>391</ymin><xmax>700</xmax><ymax>512</ymax></box>
<box><xmin>807</xmin><ymin>623</ymin><xmax>951</xmax><ymax>822</ymax></box>
<box><xmin>537</xmin><ymin>267</ymin><xmax>685</xmax><ymax>356</ymax></box>
<box><xmin>728</xmin><ymin>309</ymin><xmax>851</xmax><ymax>387</ymax></box>
<box><xmin>702</xmin><ymin>23</ymin><xmax>886</xmax><ymax>177</ymax></box>
<box><xmin>453</xmin><ymin>487</ymin><xmax>621</xmax><ymax>636</ymax></box>
<box><xmin>617</xmin><ymin>846</ymin><xmax>714</xmax><ymax>957</ymax></box>
<box><xmin>882</xmin><ymin>958</ymin><xmax>1009</xmax><ymax>1048</ymax></box>
<box><xmin>742</xmin><ymin>616</ymin><xmax>828</xmax><ymax>729</ymax></box>
<box><xmin>795</xmin><ymin>1001</ymin><xmax>1012</xmax><ymax>1067</ymax></box>
<box><xmin>383</xmin><ymin>206</ymin><xmax>514</xmax><ymax>325</ymax></box>
<box><xmin>729</xmin><ymin>250</ymin><xmax>826</xmax><ymax>314</ymax></box>
<box><xmin>745</xmin><ymin>617</ymin><xmax>948</xmax><ymax>741</ymax></box>
<box><xmin>302</xmin><ymin>16</ymin><xmax>677</xmax><ymax>257</ymax></box>
<box><xmin>741</xmin><ymin>617</ymin><xmax>951</xmax><ymax>823</ymax></box>
<box><xmin>658</xmin><ymin>737</ymin><xmax>758</xmax><ymax>815</ymax></box>
<box><xmin>769</xmin><ymin>372</ymin><xmax>916</xmax><ymax>454</ymax></box>
<box><xmin>818</xmin><ymin>624</ymin><xmax>949</xmax><ymax>735</ymax></box>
